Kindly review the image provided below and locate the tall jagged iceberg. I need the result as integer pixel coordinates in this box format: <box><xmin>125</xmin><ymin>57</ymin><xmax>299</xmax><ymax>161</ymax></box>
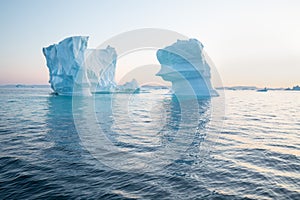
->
<box><xmin>156</xmin><ymin>39</ymin><xmax>218</xmax><ymax>98</ymax></box>
<box><xmin>43</xmin><ymin>36</ymin><xmax>139</xmax><ymax>96</ymax></box>
<box><xmin>42</xmin><ymin>36</ymin><xmax>91</xmax><ymax>96</ymax></box>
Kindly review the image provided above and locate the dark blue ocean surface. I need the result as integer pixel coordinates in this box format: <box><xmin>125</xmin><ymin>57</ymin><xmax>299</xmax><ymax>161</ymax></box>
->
<box><xmin>0</xmin><ymin>86</ymin><xmax>299</xmax><ymax>199</ymax></box>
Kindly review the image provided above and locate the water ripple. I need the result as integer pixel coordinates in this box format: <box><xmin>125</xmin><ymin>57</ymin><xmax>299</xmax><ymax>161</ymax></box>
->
<box><xmin>0</xmin><ymin>87</ymin><xmax>299</xmax><ymax>199</ymax></box>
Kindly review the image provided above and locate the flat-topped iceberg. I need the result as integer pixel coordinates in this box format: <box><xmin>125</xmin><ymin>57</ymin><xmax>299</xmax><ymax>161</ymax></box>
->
<box><xmin>156</xmin><ymin>39</ymin><xmax>218</xmax><ymax>98</ymax></box>
<box><xmin>43</xmin><ymin>36</ymin><xmax>139</xmax><ymax>96</ymax></box>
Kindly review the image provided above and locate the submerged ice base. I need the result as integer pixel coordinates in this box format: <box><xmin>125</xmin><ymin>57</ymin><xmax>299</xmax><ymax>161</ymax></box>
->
<box><xmin>43</xmin><ymin>36</ymin><xmax>139</xmax><ymax>96</ymax></box>
<box><xmin>156</xmin><ymin>39</ymin><xmax>218</xmax><ymax>98</ymax></box>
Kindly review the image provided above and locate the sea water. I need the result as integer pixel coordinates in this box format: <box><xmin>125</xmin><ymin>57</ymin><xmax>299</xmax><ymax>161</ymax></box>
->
<box><xmin>0</xmin><ymin>86</ymin><xmax>299</xmax><ymax>199</ymax></box>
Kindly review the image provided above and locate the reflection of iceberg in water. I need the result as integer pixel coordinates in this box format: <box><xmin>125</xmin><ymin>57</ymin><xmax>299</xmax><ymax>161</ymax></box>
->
<box><xmin>45</xmin><ymin>96</ymin><xmax>81</xmax><ymax>146</ymax></box>
<box><xmin>158</xmin><ymin>95</ymin><xmax>214</xmax><ymax>168</ymax></box>
<box><xmin>74</xmin><ymin>88</ymin><xmax>215</xmax><ymax>171</ymax></box>
<box><xmin>43</xmin><ymin>95</ymin><xmax>85</xmax><ymax>167</ymax></box>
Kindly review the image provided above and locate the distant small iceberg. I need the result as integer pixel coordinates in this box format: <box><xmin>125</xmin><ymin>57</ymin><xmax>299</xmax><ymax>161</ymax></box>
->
<box><xmin>293</xmin><ymin>85</ymin><xmax>300</xmax><ymax>91</ymax></box>
<box><xmin>285</xmin><ymin>85</ymin><xmax>300</xmax><ymax>91</ymax></box>
<box><xmin>15</xmin><ymin>84</ymin><xmax>25</xmax><ymax>88</ymax></box>
<box><xmin>257</xmin><ymin>87</ymin><xmax>268</xmax><ymax>92</ymax></box>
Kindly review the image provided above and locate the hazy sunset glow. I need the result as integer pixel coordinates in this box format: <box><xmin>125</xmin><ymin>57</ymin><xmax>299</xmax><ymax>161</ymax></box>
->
<box><xmin>0</xmin><ymin>0</ymin><xmax>299</xmax><ymax>88</ymax></box>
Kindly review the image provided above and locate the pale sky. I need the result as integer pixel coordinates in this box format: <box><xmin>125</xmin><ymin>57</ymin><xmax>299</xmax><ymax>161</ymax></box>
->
<box><xmin>0</xmin><ymin>0</ymin><xmax>299</xmax><ymax>87</ymax></box>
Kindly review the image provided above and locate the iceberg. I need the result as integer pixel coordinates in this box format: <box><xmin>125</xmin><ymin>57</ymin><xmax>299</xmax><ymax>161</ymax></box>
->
<box><xmin>43</xmin><ymin>36</ymin><xmax>139</xmax><ymax>96</ymax></box>
<box><xmin>115</xmin><ymin>79</ymin><xmax>140</xmax><ymax>93</ymax></box>
<box><xmin>42</xmin><ymin>36</ymin><xmax>91</xmax><ymax>96</ymax></box>
<box><xmin>84</xmin><ymin>46</ymin><xmax>118</xmax><ymax>93</ymax></box>
<box><xmin>156</xmin><ymin>39</ymin><xmax>218</xmax><ymax>98</ymax></box>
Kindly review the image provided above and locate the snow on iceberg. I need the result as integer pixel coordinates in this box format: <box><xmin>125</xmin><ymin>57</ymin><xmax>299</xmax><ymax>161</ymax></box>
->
<box><xmin>156</xmin><ymin>39</ymin><xmax>218</xmax><ymax>98</ymax></box>
<box><xmin>43</xmin><ymin>36</ymin><xmax>139</xmax><ymax>96</ymax></box>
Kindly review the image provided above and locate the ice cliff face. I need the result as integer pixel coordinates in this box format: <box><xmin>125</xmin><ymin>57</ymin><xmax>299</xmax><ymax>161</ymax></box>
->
<box><xmin>156</xmin><ymin>39</ymin><xmax>218</xmax><ymax>98</ymax></box>
<box><xmin>43</xmin><ymin>36</ymin><xmax>91</xmax><ymax>96</ymax></box>
<box><xmin>43</xmin><ymin>36</ymin><xmax>138</xmax><ymax>96</ymax></box>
